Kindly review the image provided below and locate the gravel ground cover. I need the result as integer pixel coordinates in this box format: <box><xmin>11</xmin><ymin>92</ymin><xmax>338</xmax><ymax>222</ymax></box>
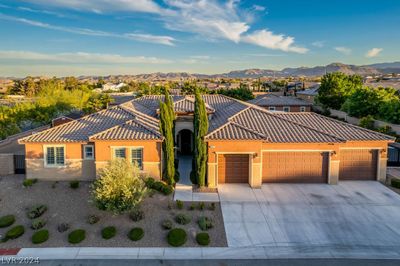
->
<box><xmin>0</xmin><ymin>175</ymin><xmax>227</xmax><ymax>248</ymax></box>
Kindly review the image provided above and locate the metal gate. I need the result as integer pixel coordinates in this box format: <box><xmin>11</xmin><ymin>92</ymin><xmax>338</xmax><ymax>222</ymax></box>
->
<box><xmin>14</xmin><ymin>155</ymin><xmax>26</xmax><ymax>174</ymax></box>
<box><xmin>389</xmin><ymin>146</ymin><xmax>400</xmax><ymax>167</ymax></box>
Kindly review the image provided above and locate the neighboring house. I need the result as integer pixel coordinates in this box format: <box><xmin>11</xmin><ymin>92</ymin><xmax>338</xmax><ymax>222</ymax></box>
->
<box><xmin>296</xmin><ymin>86</ymin><xmax>319</xmax><ymax>104</ymax></box>
<box><xmin>93</xmin><ymin>82</ymin><xmax>127</xmax><ymax>92</ymax></box>
<box><xmin>52</xmin><ymin>111</ymin><xmax>84</xmax><ymax>127</ymax></box>
<box><xmin>248</xmin><ymin>94</ymin><xmax>312</xmax><ymax>112</ymax></box>
<box><xmin>19</xmin><ymin>94</ymin><xmax>394</xmax><ymax>188</ymax></box>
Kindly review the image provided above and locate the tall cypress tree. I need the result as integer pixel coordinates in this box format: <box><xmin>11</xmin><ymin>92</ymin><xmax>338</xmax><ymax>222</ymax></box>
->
<box><xmin>159</xmin><ymin>99</ymin><xmax>175</xmax><ymax>185</ymax></box>
<box><xmin>193</xmin><ymin>88</ymin><xmax>209</xmax><ymax>187</ymax></box>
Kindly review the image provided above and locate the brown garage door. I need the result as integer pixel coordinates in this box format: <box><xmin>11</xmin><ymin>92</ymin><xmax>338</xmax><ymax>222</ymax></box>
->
<box><xmin>263</xmin><ymin>152</ymin><xmax>329</xmax><ymax>183</ymax></box>
<box><xmin>218</xmin><ymin>154</ymin><xmax>249</xmax><ymax>183</ymax></box>
<box><xmin>339</xmin><ymin>149</ymin><xmax>377</xmax><ymax>180</ymax></box>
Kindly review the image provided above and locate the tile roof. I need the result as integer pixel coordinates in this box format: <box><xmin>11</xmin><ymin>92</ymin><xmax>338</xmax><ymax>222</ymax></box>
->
<box><xmin>19</xmin><ymin>106</ymin><xmax>161</xmax><ymax>143</ymax></box>
<box><xmin>296</xmin><ymin>87</ymin><xmax>319</xmax><ymax>96</ymax></box>
<box><xmin>248</xmin><ymin>94</ymin><xmax>312</xmax><ymax>106</ymax></box>
<box><xmin>173</xmin><ymin>96</ymin><xmax>215</xmax><ymax>114</ymax></box>
<box><xmin>273</xmin><ymin>112</ymin><xmax>395</xmax><ymax>141</ymax></box>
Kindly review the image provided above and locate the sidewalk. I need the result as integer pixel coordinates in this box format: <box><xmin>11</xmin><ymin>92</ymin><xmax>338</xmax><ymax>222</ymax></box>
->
<box><xmin>3</xmin><ymin>245</ymin><xmax>400</xmax><ymax>260</ymax></box>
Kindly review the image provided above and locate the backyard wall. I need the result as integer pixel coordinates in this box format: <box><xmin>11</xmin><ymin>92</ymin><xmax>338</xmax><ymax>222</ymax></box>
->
<box><xmin>0</xmin><ymin>154</ymin><xmax>14</xmax><ymax>175</ymax></box>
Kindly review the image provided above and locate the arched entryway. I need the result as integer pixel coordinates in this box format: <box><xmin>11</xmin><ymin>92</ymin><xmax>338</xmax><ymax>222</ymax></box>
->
<box><xmin>177</xmin><ymin>129</ymin><xmax>193</xmax><ymax>155</ymax></box>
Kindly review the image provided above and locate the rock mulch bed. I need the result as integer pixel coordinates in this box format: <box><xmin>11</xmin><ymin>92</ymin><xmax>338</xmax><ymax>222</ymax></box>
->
<box><xmin>0</xmin><ymin>175</ymin><xmax>227</xmax><ymax>248</ymax></box>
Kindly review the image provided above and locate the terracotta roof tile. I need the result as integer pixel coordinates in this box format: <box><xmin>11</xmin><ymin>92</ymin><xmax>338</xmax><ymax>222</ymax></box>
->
<box><xmin>248</xmin><ymin>94</ymin><xmax>312</xmax><ymax>106</ymax></box>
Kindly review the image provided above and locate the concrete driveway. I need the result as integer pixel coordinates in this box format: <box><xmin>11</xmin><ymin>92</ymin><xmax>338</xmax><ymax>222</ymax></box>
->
<box><xmin>219</xmin><ymin>181</ymin><xmax>400</xmax><ymax>248</ymax></box>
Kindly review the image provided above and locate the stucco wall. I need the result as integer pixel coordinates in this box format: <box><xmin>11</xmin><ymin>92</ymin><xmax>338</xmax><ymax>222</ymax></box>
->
<box><xmin>258</xmin><ymin>105</ymin><xmax>311</xmax><ymax>112</ymax></box>
<box><xmin>26</xmin><ymin>159</ymin><xmax>95</xmax><ymax>180</ymax></box>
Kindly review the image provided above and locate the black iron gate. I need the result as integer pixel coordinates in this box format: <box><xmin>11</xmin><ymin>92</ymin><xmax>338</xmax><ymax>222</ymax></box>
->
<box><xmin>14</xmin><ymin>155</ymin><xmax>26</xmax><ymax>174</ymax></box>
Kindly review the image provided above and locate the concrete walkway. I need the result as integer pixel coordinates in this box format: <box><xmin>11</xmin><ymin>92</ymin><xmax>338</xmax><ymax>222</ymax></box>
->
<box><xmin>219</xmin><ymin>181</ymin><xmax>400</xmax><ymax>249</ymax></box>
<box><xmin>174</xmin><ymin>155</ymin><xmax>219</xmax><ymax>202</ymax></box>
<box><xmin>6</xmin><ymin>245</ymin><xmax>400</xmax><ymax>260</ymax></box>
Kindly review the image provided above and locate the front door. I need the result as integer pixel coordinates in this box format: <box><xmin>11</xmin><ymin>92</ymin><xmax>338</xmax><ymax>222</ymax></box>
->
<box><xmin>179</xmin><ymin>129</ymin><xmax>192</xmax><ymax>155</ymax></box>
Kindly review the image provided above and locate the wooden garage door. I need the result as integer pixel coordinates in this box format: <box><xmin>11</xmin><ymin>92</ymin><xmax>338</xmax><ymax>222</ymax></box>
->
<box><xmin>218</xmin><ymin>154</ymin><xmax>249</xmax><ymax>183</ymax></box>
<box><xmin>263</xmin><ymin>152</ymin><xmax>329</xmax><ymax>183</ymax></box>
<box><xmin>339</xmin><ymin>149</ymin><xmax>377</xmax><ymax>180</ymax></box>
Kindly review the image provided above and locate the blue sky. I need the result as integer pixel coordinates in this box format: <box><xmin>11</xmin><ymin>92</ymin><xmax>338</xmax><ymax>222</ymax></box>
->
<box><xmin>0</xmin><ymin>0</ymin><xmax>399</xmax><ymax>77</ymax></box>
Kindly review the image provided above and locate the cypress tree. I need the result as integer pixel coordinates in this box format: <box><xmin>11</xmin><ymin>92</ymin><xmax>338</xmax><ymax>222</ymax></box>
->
<box><xmin>159</xmin><ymin>100</ymin><xmax>175</xmax><ymax>185</ymax></box>
<box><xmin>193</xmin><ymin>88</ymin><xmax>209</xmax><ymax>187</ymax></box>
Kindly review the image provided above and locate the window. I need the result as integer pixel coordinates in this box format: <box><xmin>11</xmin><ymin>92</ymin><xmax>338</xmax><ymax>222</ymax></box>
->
<box><xmin>84</xmin><ymin>145</ymin><xmax>94</xmax><ymax>159</ymax></box>
<box><xmin>114</xmin><ymin>148</ymin><xmax>126</xmax><ymax>159</ymax></box>
<box><xmin>45</xmin><ymin>146</ymin><xmax>65</xmax><ymax>167</ymax></box>
<box><xmin>131</xmin><ymin>148</ymin><xmax>143</xmax><ymax>170</ymax></box>
<box><xmin>283</xmin><ymin>106</ymin><xmax>290</xmax><ymax>112</ymax></box>
<box><xmin>268</xmin><ymin>106</ymin><xmax>276</xmax><ymax>111</ymax></box>
<box><xmin>300</xmin><ymin>106</ymin><xmax>306</xmax><ymax>112</ymax></box>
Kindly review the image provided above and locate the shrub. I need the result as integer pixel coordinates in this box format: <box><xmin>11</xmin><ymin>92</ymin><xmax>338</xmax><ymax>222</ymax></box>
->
<box><xmin>392</xmin><ymin>178</ymin><xmax>400</xmax><ymax>189</ymax></box>
<box><xmin>31</xmin><ymin>218</ymin><xmax>46</xmax><ymax>230</ymax></box>
<box><xmin>167</xmin><ymin>228</ymin><xmax>187</xmax><ymax>247</ymax></box>
<box><xmin>151</xmin><ymin>181</ymin><xmax>174</xmax><ymax>195</ymax></box>
<box><xmin>69</xmin><ymin>180</ymin><xmax>80</xmax><ymax>189</ymax></box>
<box><xmin>5</xmin><ymin>225</ymin><xmax>25</xmax><ymax>240</ymax></box>
<box><xmin>144</xmin><ymin>177</ymin><xmax>155</xmax><ymax>188</ymax></box>
<box><xmin>198</xmin><ymin>202</ymin><xmax>205</xmax><ymax>210</ymax></box>
<box><xmin>175</xmin><ymin>214</ymin><xmax>191</xmax><ymax>225</ymax></box>
<box><xmin>32</xmin><ymin>229</ymin><xmax>49</xmax><ymax>244</ymax></box>
<box><xmin>176</xmin><ymin>200</ymin><xmax>183</xmax><ymax>209</ymax></box>
<box><xmin>92</xmin><ymin>159</ymin><xmax>147</xmax><ymax>214</ymax></box>
<box><xmin>129</xmin><ymin>208</ymin><xmax>144</xmax><ymax>222</ymax></box>
<box><xmin>27</xmin><ymin>205</ymin><xmax>47</xmax><ymax>219</ymax></box>
<box><xmin>23</xmin><ymin>178</ymin><xmax>37</xmax><ymax>187</ymax></box>
<box><xmin>359</xmin><ymin>115</ymin><xmax>375</xmax><ymax>130</ymax></box>
<box><xmin>209</xmin><ymin>202</ymin><xmax>216</xmax><ymax>211</ymax></box>
<box><xmin>198</xmin><ymin>216</ymin><xmax>213</xmax><ymax>231</ymax></box>
<box><xmin>0</xmin><ymin>215</ymin><xmax>15</xmax><ymax>228</ymax></box>
<box><xmin>162</xmin><ymin>219</ymin><xmax>173</xmax><ymax>230</ymax></box>
<box><xmin>101</xmin><ymin>226</ymin><xmax>116</xmax><ymax>240</ymax></box>
<box><xmin>68</xmin><ymin>229</ymin><xmax>85</xmax><ymax>244</ymax></box>
<box><xmin>128</xmin><ymin>227</ymin><xmax>144</xmax><ymax>241</ymax></box>
<box><xmin>196</xmin><ymin>232</ymin><xmax>210</xmax><ymax>246</ymax></box>
<box><xmin>87</xmin><ymin>215</ymin><xmax>100</xmax><ymax>225</ymax></box>
<box><xmin>57</xmin><ymin>223</ymin><xmax>70</xmax><ymax>233</ymax></box>
<box><xmin>189</xmin><ymin>203</ymin><xmax>195</xmax><ymax>211</ymax></box>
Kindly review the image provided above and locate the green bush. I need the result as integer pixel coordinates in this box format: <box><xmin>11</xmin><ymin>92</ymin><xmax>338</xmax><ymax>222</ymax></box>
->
<box><xmin>101</xmin><ymin>226</ymin><xmax>116</xmax><ymax>240</ymax></box>
<box><xmin>32</xmin><ymin>229</ymin><xmax>49</xmax><ymax>244</ymax></box>
<box><xmin>162</xmin><ymin>219</ymin><xmax>173</xmax><ymax>230</ymax></box>
<box><xmin>0</xmin><ymin>215</ymin><xmax>15</xmax><ymax>228</ymax></box>
<box><xmin>128</xmin><ymin>227</ymin><xmax>144</xmax><ymax>241</ymax></box>
<box><xmin>87</xmin><ymin>214</ymin><xmax>100</xmax><ymax>224</ymax></box>
<box><xmin>209</xmin><ymin>202</ymin><xmax>216</xmax><ymax>211</ymax></box>
<box><xmin>148</xmin><ymin>180</ymin><xmax>174</xmax><ymax>195</ymax></box>
<box><xmin>27</xmin><ymin>205</ymin><xmax>47</xmax><ymax>219</ymax></box>
<box><xmin>189</xmin><ymin>203</ymin><xmax>195</xmax><ymax>211</ymax></box>
<box><xmin>69</xmin><ymin>180</ymin><xmax>80</xmax><ymax>189</ymax></box>
<box><xmin>31</xmin><ymin>218</ymin><xmax>46</xmax><ymax>230</ymax></box>
<box><xmin>176</xmin><ymin>200</ymin><xmax>183</xmax><ymax>209</ymax></box>
<box><xmin>198</xmin><ymin>216</ymin><xmax>213</xmax><ymax>231</ymax></box>
<box><xmin>196</xmin><ymin>232</ymin><xmax>210</xmax><ymax>246</ymax></box>
<box><xmin>392</xmin><ymin>178</ymin><xmax>400</xmax><ymax>189</ymax></box>
<box><xmin>5</xmin><ymin>225</ymin><xmax>25</xmax><ymax>240</ymax></box>
<box><xmin>175</xmin><ymin>214</ymin><xmax>191</xmax><ymax>225</ymax></box>
<box><xmin>167</xmin><ymin>228</ymin><xmax>187</xmax><ymax>247</ymax></box>
<box><xmin>198</xmin><ymin>202</ymin><xmax>205</xmax><ymax>210</ymax></box>
<box><xmin>129</xmin><ymin>208</ymin><xmax>144</xmax><ymax>222</ymax></box>
<box><xmin>23</xmin><ymin>178</ymin><xmax>38</xmax><ymax>187</ymax></box>
<box><xmin>68</xmin><ymin>229</ymin><xmax>86</xmax><ymax>244</ymax></box>
<box><xmin>359</xmin><ymin>115</ymin><xmax>375</xmax><ymax>130</ymax></box>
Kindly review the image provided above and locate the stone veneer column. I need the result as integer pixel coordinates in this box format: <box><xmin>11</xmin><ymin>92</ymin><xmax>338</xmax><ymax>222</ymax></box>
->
<box><xmin>249</xmin><ymin>154</ymin><xmax>262</xmax><ymax>188</ymax></box>
<box><xmin>207</xmin><ymin>162</ymin><xmax>217</xmax><ymax>188</ymax></box>
<box><xmin>377</xmin><ymin>156</ymin><xmax>388</xmax><ymax>183</ymax></box>
<box><xmin>328</xmin><ymin>159</ymin><xmax>340</xmax><ymax>185</ymax></box>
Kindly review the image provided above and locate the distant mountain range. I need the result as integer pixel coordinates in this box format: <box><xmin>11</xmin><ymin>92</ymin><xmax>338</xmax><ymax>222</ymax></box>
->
<box><xmin>128</xmin><ymin>62</ymin><xmax>400</xmax><ymax>80</ymax></box>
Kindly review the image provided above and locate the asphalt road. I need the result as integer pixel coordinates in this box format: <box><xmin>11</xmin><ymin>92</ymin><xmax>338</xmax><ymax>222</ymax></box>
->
<box><xmin>20</xmin><ymin>259</ymin><xmax>400</xmax><ymax>266</ymax></box>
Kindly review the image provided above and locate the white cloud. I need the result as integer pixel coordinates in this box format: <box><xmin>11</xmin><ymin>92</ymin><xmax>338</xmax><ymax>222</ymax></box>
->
<box><xmin>252</xmin><ymin>5</ymin><xmax>266</xmax><ymax>11</ymax></box>
<box><xmin>18</xmin><ymin>0</ymin><xmax>307</xmax><ymax>54</ymax></box>
<box><xmin>0</xmin><ymin>14</ymin><xmax>176</xmax><ymax>46</ymax></box>
<box><xmin>334</xmin><ymin>46</ymin><xmax>352</xmax><ymax>55</ymax></box>
<box><xmin>366</xmin><ymin>47</ymin><xmax>383</xmax><ymax>58</ymax></box>
<box><xmin>189</xmin><ymin>55</ymin><xmax>210</xmax><ymax>60</ymax></box>
<box><xmin>312</xmin><ymin>41</ymin><xmax>325</xmax><ymax>48</ymax></box>
<box><xmin>22</xmin><ymin>0</ymin><xmax>164</xmax><ymax>14</ymax></box>
<box><xmin>17</xmin><ymin>6</ymin><xmax>68</xmax><ymax>18</ymax></box>
<box><xmin>0</xmin><ymin>50</ymin><xmax>172</xmax><ymax>64</ymax></box>
<box><xmin>242</xmin><ymin>29</ymin><xmax>308</xmax><ymax>54</ymax></box>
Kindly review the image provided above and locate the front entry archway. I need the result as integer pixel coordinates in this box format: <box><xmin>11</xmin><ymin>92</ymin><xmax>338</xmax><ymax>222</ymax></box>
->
<box><xmin>177</xmin><ymin>129</ymin><xmax>193</xmax><ymax>155</ymax></box>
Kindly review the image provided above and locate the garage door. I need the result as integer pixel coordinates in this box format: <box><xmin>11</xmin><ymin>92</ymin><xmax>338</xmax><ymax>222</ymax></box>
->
<box><xmin>339</xmin><ymin>149</ymin><xmax>377</xmax><ymax>180</ymax></box>
<box><xmin>263</xmin><ymin>152</ymin><xmax>329</xmax><ymax>183</ymax></box>
<box><xmin>218</xmin><ymin>154</ymin><xmax>249</xmax><ymax>183</ymax></box>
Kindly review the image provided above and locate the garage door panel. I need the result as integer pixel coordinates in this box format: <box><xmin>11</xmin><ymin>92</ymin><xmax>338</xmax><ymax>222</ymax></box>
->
<box><xmin>218</xmin><ymin>154</ymin><xmax>249</xmax><ymax>184</ymax></box>
<box><xmin>339</xmin><ymin>149</ymin><xmax>377</xmax><ymax>180</ymax></box>
<box><xmin>263</xmin><ymin>152</ymin><xmax>328</xmax><ymax>183</ymax></box>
